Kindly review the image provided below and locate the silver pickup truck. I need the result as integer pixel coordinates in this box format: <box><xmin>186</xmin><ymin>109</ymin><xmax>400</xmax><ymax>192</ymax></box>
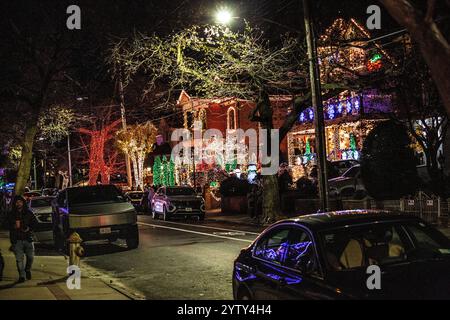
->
<box><xmin>52</xmin><ymin>185</ymin><xmax>139</xmax><ymax>251</ymax></box>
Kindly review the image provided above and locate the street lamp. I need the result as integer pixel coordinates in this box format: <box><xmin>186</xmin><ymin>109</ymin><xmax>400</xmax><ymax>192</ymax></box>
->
<box><xmin>215</xmin><ymin>8</ymin><xmax>234</xmax><ymax>25</ymax></box>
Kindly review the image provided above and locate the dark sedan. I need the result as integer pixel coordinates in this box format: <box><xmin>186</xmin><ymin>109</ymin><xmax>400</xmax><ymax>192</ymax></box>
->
<box><xmin>233</xmin><ymin>210</ymin><xmax>450</xmax><ymax>300</ymax></box>
<box><xmin>152</xmin><ymin>186</ymin><xmax>205</xmax><ymax>221</ymax></box>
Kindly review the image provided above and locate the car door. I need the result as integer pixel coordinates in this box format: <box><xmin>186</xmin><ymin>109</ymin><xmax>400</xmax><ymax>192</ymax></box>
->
<box><xmin>250</xmin><ymin>225</ymin><xmax>296</xmax><ymax>299</ymax></box>
<box><xmin>277</xmin><ymin>226</ymin><xmax>339</xmax><ymax>300</ymax></box>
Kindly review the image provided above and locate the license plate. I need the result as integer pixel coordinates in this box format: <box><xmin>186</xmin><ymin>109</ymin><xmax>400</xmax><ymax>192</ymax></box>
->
<box><xmin>185</xmin><ymin>207</ymin><xmax>192</xmax><ymax>212</ymax></box>
<box><xmin>100</xmin><ymin>227</ymin><xmax>111</xmax><ymax>234</ymax></box>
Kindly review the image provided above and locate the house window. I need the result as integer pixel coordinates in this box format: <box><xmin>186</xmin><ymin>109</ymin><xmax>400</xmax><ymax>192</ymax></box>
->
<box><xmin>227</xmin><ymin>107</ymin><xmax>237</xmax><ymax>130</ymax></box>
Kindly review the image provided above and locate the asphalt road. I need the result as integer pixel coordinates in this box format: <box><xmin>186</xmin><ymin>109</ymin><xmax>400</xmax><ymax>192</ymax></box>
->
<box><xmin>65</xmin><ymin>216</ymin><xmax>264</xmax><ymax>299</ymax></box>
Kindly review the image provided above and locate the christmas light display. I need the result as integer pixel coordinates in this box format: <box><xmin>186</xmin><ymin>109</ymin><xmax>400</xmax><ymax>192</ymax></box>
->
<box><xmin>79</xmin><ymin>119</ymin><xmax>122</xmax><ymax>185</ymax></box>
<box><xmin>153</xmin><ymin>156</ymin><xmax>162</xmax><ymax>186</ymax></box>
<box><xmin>116</xmin><ymin>121</ymin><xmax>158</xmax><ymax>189</ymax></box>
<box><xmin>162</xmin><ymin>155</ymin><xmax>169</xmax><ymax>186</ymax></box>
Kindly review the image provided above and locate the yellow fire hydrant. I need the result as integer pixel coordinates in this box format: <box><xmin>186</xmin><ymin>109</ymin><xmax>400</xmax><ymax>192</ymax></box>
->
<box><xmin>68</xmin><ymin>232</ymin><xmax>84</xmax><ymax>266</ymax></box>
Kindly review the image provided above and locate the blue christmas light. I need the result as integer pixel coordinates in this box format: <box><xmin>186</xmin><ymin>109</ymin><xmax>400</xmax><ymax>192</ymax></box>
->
<box><xmin>346</xmin><ymin>100</ymin><xmax>352</xmax><ymax>113</ymax></box>
<box><xmin>327</xmin><ymin>105</ymin><xmax>335</xmax><ymax>119</ymax></box>
<box><xmin>354</xmin><ymin>97</ymin><xmax>360</xmax><ymax>111</ymax></box>
<box><xmin>299</xmin><ymin>112</ymin><xmax>306</xmax><ymax>122</ymax></box>
<box><xmin>337</xmin><ymin>102</ymin><xmax>343</xmax><ymax>114</ymax></box>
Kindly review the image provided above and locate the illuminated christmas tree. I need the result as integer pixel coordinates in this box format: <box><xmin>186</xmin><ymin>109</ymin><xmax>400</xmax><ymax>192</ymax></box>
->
<box><xmin>162</xmin><ymin>155</ymin><xmax>169</xmax><ymax>186</ymax></box>
<box><xmin>153</xmin><ymin>156</ymin><xmax>162</xmax><ymax>186</ymax></box>
<box><xmin>168</xmin><ymin>159</ymin><xmax>175</xmax><ymax>186</ymax></box>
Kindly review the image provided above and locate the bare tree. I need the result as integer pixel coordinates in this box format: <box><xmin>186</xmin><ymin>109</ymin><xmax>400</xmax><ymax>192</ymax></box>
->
<box><xmin>380</xmin><ymin>0</ymin><xmax>450</xmax><ymax>116</ymax></box>
<box><xmin>389</xmin><ymin>41</ymin><xmax>448</xmax><ymax>194</ymax></box>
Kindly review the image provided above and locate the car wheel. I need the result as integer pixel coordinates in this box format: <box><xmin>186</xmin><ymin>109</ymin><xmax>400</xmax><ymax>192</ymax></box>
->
<box><xmin>237</xmin><ymin>287</ymin><xmax>251</xmax><ymax>300</ymax></box>
<box><xmin>126</xmin><ymin>226</ymin><xmax>139</xmax><ymax>249</ymax></box>
<box><xmin>163</xmin><ymin>207</ymin><xmax>170</xmax><ymax>221</ymax></box>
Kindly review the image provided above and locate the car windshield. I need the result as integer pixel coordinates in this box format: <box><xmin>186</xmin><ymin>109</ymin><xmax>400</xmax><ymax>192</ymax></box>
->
<box><xmin>165</xmin><ymin>188</ymin><xmax>196</xmax><ymax>196</ymax></box>
<box><xmin>342</xmin><ymin>166</ymin><xmax>360</xmax><ymax>178</ymax></box>
<box><xmin>321</xmin><ymin>221</ymin><xmax>450</xmax><ymax>272</ymax></box>
<box><xmin>68</xmin><ymin>185</ymin><xmax>125</xmax><ymax>206</ymax></box>
<box><xmin>30</xmin><ymin>199</ymin><xmax>52</xmax><ymax>208</ymax></box>
<box><xmin>127</xmin><ymin>193</ymin><xmax>143</xmax><ymax>199</ymax></box>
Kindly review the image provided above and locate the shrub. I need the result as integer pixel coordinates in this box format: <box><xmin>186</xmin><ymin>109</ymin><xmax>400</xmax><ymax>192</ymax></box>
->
<box><xmin>219</xmin><ymin>176</ymin><xmax>250</xmax><ymax>197</ymax></box>
<box><xmin>295</xmin><ymin>177</ymin><xmax>318</xmax><ymax>198</ymax></box>
<box><xmin>361</xmin><ymin>120</ymin><xmax>419</xmax><ymax>200</ymax></box>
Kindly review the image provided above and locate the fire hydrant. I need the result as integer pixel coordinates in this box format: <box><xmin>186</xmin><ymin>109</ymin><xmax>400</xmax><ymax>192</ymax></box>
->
<box><xmin>68</xmin><ymin>232</ymin><xmax>84</xmax><ymax>266</ymax></box>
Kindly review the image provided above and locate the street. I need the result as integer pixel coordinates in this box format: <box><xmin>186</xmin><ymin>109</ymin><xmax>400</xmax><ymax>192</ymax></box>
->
<box><xmin>36</xmin><ymin>216</ymin><xmax>263</xmax><ymax>300</ymax></box>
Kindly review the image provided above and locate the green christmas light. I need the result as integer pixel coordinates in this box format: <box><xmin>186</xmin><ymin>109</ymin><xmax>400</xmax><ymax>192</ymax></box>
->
<box><xmin>153</xmin><ymin>156</ymin><xmax>162</xmax><ymax>186</ymax></box>
<box><xmin>370</xmin><ymin>53</ymin><xmax>382</xmax><ymax>63</ymax></box>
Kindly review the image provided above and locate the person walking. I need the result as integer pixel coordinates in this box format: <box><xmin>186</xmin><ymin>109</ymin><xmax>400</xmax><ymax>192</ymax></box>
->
<box><xmin>8</xmin><ymin>195</ymin><xmax>38</xmax><ymax>283</ymax></box>
<box><xmin>147</xmin><ymin>186</ymin><xmax>155</xmax><ymax>213</ymax></box>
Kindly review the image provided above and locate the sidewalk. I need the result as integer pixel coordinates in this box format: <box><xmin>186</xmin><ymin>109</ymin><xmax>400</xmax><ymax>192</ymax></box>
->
<box><xmin>0</xmin><ymin>231</ymin><xmax>131</xmax><ymax>300</ymax></box>
<box><xmin>206</xmin><ymin>211</ymin><xmax>450</xmax><ymax>238</ymax></box>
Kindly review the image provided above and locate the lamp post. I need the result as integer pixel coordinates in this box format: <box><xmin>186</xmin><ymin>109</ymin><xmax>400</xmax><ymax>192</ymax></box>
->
<box><xmin>67</xmin><ymin>133</ymin><xmax>73</xmax><ymax>187</ymax></box>
<box><xmin>302</xmin><ymin>0</ymin><xmax>329</xmax><ymax>211</ymax></box>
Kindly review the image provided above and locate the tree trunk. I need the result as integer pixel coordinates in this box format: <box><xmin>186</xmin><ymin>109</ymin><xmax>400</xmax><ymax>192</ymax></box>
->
<box><xmin>15</xmin><ymin>123</ymin><xmax>38</xmax><ymax>195</ymax></box>
<box><xmin>262</xmin><ymin>174</ymin><xmax>282</xmax><ymax>223</ymax></box>
<box><xmin>131</xmin><ymin>153</ymin><xmax>139</xmax><ymax>189</ymax></box>
<box><xmin>380</xmin><ymin>0</ymin><xmax>450</xmax><ymax>116</ymax></box>
<box><xmin>257</xmin><ymin>90</ymin><xmax>283</xmax><ymax>223</ymax></box>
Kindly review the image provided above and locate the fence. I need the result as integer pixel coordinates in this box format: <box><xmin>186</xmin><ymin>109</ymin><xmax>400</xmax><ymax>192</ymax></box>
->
<box><xmin>342</xmin><ymin>191</ymin><xmax>449</xmax><ymax>226</ymax></box>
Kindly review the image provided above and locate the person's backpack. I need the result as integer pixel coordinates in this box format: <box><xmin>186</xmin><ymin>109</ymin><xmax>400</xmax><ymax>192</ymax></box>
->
<box><xmin>0</xmin><ymin>249</ymin><xmax>4</xmax><ymax>281</ymax></box>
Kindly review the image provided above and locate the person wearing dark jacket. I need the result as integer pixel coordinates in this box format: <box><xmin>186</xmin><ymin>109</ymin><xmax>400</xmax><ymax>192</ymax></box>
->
<box><xmin>8</xmin><ymin>195</ymin><xmax>38</xmax><ymax>283</ymax></box>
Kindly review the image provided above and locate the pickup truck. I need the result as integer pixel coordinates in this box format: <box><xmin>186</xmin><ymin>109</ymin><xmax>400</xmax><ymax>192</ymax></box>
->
<box><xmin>52</xmin><ymin>185</ymin><xmax>139</xmax><ymax>251</ymax></box>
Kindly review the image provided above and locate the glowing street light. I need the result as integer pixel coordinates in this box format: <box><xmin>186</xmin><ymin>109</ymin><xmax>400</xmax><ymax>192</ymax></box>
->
<box><xmin>215</xmin><ymin>8</ymin><xmax>233</xmax><ymax>25</ymax></box>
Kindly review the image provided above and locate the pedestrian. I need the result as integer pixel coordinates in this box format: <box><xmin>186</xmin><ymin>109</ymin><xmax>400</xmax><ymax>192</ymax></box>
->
<box><xmin>0</xmin><ymin>248</ymin><xmax>4</xmax><ymax>281</ymax></box>
<box><xmin>8</xmin><ymin>195</ymin><xmax>38</xmax><ymax>283</ymax></box>
<box><xmin>247</xmin><ymin>185</ymin><xmax>257</xmax><ymax>218</ymax></box>
<box><xmin>147</xmin><ymin>186</ymin><xmax>155</xmax><ymax>213</ymax></box>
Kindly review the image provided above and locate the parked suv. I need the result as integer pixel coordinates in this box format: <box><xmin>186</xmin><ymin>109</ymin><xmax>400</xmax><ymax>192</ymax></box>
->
<box><xmin>52</xmin><ymin>185</ymin><xmax>139</xmax><ymax>251</ymax></box>
<box><xmin>152</xmin><ymin>186</ymin><xmax>205</xmax><ymax>221</ymax></box>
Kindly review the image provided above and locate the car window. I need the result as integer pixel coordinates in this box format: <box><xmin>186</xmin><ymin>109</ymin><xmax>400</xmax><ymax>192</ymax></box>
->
<box><xmin>285</xmin><ymin>228</ymin><xmax>317</xmax><ymax>274</ymax></box>
<box><xmin>321</xmin><ymin>223</ymin><xmax>409</xmax><ymax>272</ymax></box>
<box><xmin>404</xmin><ymin>222</ymin><xmax>450</xmax><ymax>257</ymax></box>
<box><xmin>68</xmin><ymin>186</ymin><xmax>125</xmax><ymax>206</ymax></box>
<box><xmin>254</xmin><ymin>228</ymin><xmax>290</xmax><ymax>265</ymax></box>
<box><xmin>342</xmin><ymin>166</ymin><xmax>359</xmax><ymax>178</ymax></box>
<box><xmin>31</xmin><ymin>199</ymin><xmax>53</xmax><ymax>207</ymax></box>
<box><xmin>166</xmin><ymin>188</ymin><xmax>196</xmax><ymax>196</ymax></box>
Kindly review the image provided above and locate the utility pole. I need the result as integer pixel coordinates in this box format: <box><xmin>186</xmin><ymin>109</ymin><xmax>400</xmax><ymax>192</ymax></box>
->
<box><xmin>303</xmin><ymin>0</ymin><xmax>329</xmax><ymax>211</ymax></box>
<box><xmin>118</xmin><ymin>74</ymin><xmax>133</xmax><ymax>189</ymax></box>
<box><xmin>67</xmin><ymin>134</ymin><xmax>73</xmax><ymax>187</ymax></box>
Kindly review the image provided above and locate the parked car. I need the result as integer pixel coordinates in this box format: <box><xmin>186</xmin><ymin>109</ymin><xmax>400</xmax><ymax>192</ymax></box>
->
<box><xmin>52</xmin><ymin>185</ymin><xmax>139</xmax><ymax>251</ymax></box>
<box><xmin>233</xmin><ymin>210</ymin><xmax>450</xmax><ymax>300</ymax></box>
<box><xmin>152</xmin><ymin>186</ymin><xmax>205</xmax><ymax>221</ymax></box>
<box><xmin>331</xmin><ymin>160</ymin><xmax>359</xmax><ymax>176</ymax></box>
<box><xmin>23</xmin><ymin>191</ymin><xmax>43</xmax><ymax>201</ymax></box>
<box><xmin>42</xmin><ymin>188</ymin><xmax>58</xmax><ymax>197</ymax></box>
<box><xmin>125</xmin><ymin>191</ymin><xmax>145</xmax><ymax>212</ymax></box>
<box><xmin>28</xmin><ymin>196</ymin><xmax>54</xmax><ymax>232</ymax></box>
<box><xmin>328</xmin><ymin>164</ymin><xmax>365</xmax><ymax>197</ymax></box>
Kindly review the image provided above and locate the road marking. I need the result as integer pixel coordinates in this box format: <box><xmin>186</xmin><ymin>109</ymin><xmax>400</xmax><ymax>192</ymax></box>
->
<box><xmin>138</xmin><ymin>218</ymin><xmax>260</xmax><ymax>235</ymax></box>
<box><xmin>138</xmin><ymin>222</ymin><xmax>254</xmax><ymax>243</ymax></box>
